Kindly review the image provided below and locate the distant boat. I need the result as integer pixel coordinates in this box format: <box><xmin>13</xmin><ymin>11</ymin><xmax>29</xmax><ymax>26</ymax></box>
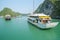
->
<box><xmin>5</xmin><ymin>14</ymin><xmax>11</xmax><ymax>20</ymax></box>
<box><xmin>28</xmin><ymin>13</ymin><xmax>59</xmax><ymax>29</ymax></box>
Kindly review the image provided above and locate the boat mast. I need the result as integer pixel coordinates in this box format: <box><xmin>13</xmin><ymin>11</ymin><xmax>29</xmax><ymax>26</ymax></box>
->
<box><xmin>33</xmin><ymin>0</ymin><xmax>34</xmax><ymax>14</ymax></box>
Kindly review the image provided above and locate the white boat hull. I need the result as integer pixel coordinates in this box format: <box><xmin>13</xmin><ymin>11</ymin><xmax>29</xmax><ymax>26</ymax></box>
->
<box><xmin>28</xmin><ymin>20</ymin><xmax>59</xmax><ymax>29</ymax></box>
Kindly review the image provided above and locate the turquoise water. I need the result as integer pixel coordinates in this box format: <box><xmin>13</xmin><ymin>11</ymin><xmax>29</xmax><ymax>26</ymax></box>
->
<box><xmin>0</xmin><ymin>16</ymin><xmax>60</xmax><ymax>40</ymax></box>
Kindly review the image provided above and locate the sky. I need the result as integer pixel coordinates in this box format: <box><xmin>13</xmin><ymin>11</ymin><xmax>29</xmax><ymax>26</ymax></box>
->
<box><xmin>0</xmin><ymin>0</ymin><xmax>44</xmax><ymax>14</ymax></box>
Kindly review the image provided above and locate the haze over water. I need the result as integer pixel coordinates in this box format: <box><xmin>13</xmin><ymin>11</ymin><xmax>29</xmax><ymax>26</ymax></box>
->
<box><xmin>0</xmin><ymin>0</ymin><xmax>44</xmax><ymax>13</ymax></box>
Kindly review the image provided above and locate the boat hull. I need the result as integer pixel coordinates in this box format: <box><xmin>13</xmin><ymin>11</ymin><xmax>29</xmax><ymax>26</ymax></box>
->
<box><xmin>28</xmin><ymin>20</ymin><xmax>59</xmax><ymax>29</ymax></box>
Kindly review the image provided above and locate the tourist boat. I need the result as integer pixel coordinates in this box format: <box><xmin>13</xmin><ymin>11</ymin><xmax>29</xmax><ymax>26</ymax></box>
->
<box><xmin>5</xmin><ymin>14</ymin><xmax>11</xmax><ymax>20</ymax></box>
<box><xmin>28</xmin><ymin>13</ymin><xmax>59</xmax><ymax>29</ymax></box>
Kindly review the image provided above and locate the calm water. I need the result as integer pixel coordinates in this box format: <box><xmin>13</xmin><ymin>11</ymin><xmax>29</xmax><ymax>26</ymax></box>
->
<box><xmin>0</xmin><ymin>16</ymin><xmax>60</xmax><ymax>40</ymax></box>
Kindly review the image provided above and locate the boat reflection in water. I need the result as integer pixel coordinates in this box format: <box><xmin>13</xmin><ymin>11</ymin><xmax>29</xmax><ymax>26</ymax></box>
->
<box><xmin>27</xmin><ymin>13</ymin><xmax>59</xmax><ymax>29</ymax></box>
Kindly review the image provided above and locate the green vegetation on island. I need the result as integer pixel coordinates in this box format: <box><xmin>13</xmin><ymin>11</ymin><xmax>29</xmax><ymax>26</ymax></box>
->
<box><xmin>51</xmin><ymin>0</ymin><xmax>60</xmax><ymax>16</ymax></box>
<box><xmin>35</xmin><ymin>0</ymin><xmax>60</xmax><ymax>19</ymax></box>
<box><xmin>0</xmin><ymin>7</ymin><xmax>21</xmax><ymax>17</ymax></box>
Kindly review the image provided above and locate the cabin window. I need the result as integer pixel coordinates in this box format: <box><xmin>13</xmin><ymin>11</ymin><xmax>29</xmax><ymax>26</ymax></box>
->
<box><xmin>28</xmin><ymin>18</ymin><xmax>33</xmax><ymax>21</ymax></box>
<box><xmin>29</xmin><ymin>16</ymin><xmax>38</xmax><ymax>18</ymax></box>
<box><xmin>32</xmin><ymin>19</ymin><xmax>38</xmax><ymax>23</ymax></box>
<box><xmin>40</xmin><ymin>20</ymin><xmax>41</xmax><ymax>22</ymax></box>
<box><xmin>32</xmin><ymin>20</ymin><xmax>34</xmax><ymax>22</ymax></box>
<box><xmin>36</xmin><ymin>19</ymin><xmax>38</xmax><ymax>23</ymax></box>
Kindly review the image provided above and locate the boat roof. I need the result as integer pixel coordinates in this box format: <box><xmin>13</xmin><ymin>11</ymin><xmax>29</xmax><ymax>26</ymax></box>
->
<box><xmin>5</xmin><ymin>14</ymin><xmax>11</xmax><ymax>17</ymax></box>
<box><xmin>29</xmin><ymin>13</ymin><xmax>49</xmax><ymax>16</ymax></box>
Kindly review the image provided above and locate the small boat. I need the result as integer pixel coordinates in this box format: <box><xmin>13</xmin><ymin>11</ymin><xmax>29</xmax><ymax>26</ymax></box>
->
<box><xmin>5</xmin><ymin>14</ymin><xmax>11</xmax><ymax>20</ymax></box>
<box><xmin>28</xmin><ymin>13</ymin><xmax>59</xmax><ymax>29</ymax></box>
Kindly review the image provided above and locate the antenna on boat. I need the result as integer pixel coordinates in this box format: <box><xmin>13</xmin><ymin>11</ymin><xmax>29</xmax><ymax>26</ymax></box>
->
<box><xmin>33</xmin><ymin>0</ymin><xmax>34</xmax><ymax>14</ymax></box>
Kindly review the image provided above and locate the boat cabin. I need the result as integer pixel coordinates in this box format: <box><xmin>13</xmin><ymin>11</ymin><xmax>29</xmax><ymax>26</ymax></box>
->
<box><xmin>39</xmin><ymin>16</ymin><xmax>51</xmax><ymax>23</ymax></box>
<box><xmin>28</xmin><ymin>14</ymin><xmax>51</xmax><ymax>24</ymax></box>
